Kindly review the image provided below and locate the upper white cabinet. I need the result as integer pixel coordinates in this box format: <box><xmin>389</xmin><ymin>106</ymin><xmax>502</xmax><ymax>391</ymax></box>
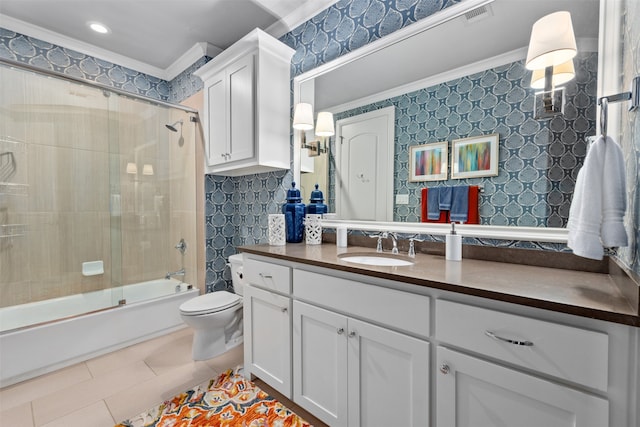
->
<box><xmin>194</xmin><ymin>29</ymin><xmax>294</xmax><ymax>176</ymax></box>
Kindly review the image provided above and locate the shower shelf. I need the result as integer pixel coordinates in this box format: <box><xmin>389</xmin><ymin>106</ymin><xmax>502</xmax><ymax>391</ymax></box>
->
<box><xmin>0</xmin><ymin>224</ymin><xmax>27</xmax><ymax>238</ymax></box>
<box><xmin>0</xmin><ymin>182</ymin><xmax>29</xmax><ymax>196</ymax></box>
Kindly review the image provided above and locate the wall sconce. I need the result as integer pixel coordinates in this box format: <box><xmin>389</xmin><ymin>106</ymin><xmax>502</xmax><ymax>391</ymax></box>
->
<box><xmin>313</xmin><ymin>111</ymin><xmax>334</xmax><ymax>155</ymax></box>
<box><xmin>525</xmin><ymin>11</ymin><xmax>577</xmax><ymax>119</ymax></box>
<box><xmin>126</xmin><ymin>162</ymin><xmax>138</xmax><ymax>175</ymax></box>
<box><xmin>142</xmin><ymin>164</ymin><xmax>154</xmax><ymax>176</ymax></box>
<box><xmin>293</xmin><ymin>103</ymin><xmax>334</xmax><ymax>157</ymax></box>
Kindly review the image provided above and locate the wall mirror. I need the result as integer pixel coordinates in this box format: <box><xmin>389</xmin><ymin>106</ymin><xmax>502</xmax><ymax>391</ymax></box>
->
<box><xmin>293</xmin><ymin>0</ymin><xmax>600</xmax><ymax>242</ymax></box>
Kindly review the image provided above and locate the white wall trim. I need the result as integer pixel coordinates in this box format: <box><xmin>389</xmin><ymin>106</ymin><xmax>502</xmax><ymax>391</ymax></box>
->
<box><xmin>165</xmin><ymin>42</ymin><xmax>223</xmax><ymax>81</ymax></box>
<box><xmin>265</xmin><ymin>0</ymin><xmax>340</xmax><ymax>39</ymax></box>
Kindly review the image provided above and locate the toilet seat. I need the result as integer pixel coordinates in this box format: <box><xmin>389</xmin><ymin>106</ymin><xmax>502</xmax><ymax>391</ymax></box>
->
<box><xmin>179</xmin><ymin>291</ymin><xmax>241</xmax><ymax>316</ymax></box>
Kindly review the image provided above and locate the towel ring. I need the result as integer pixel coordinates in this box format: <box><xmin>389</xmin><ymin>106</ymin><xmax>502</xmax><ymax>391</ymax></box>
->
<box><xmin>597</xmin><ymin>75</ymin><xmax>640</xmax><ymax>140</ymax></box>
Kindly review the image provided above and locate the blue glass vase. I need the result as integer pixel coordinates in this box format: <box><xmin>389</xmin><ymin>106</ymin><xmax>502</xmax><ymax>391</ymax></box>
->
<box><xmin>282</xmin><ymin>182</ymin><xmax>306</xmax><ymax>243</ymax></box>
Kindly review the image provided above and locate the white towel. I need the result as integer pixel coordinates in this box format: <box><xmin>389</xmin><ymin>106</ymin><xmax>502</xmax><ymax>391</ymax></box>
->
<box><xmin>567</xmin><ymin>136</ymin><xmax>627</xmax><ymax>260</ymax></box>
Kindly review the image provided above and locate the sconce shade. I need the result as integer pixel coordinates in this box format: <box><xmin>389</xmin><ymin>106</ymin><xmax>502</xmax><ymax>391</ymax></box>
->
<box><xmin>126</xmin><ymin>162</ymin><xmax>137</xmax><ymax>174</ymax></box>
<box><xmin>530</xmin><ymin>59</ymin><xmax>575</xmax><ymax>89</ymax></box>
<box><xmin>142</xmin><ymin>164</ymin><xmax>154</xmax><ymax>175</ymax></box>
<box><xmin>525</xmin><ymin>11</ymin><xmax>577</xmax><ymax>70</ymax></box>
<box><xmin>293</xmin><ymin>103</ymin><xmax>314</xmax><ymax>130</ymax></box>
<box><xmin>315</xmin><ymin>111</ymin><xmax>335</xmax><ymax>136</ymax></box>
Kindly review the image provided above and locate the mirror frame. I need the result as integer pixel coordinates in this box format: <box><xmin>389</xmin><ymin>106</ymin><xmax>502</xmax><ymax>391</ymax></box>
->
<box><xmin>293</xmin><ymin>0</ymin><xmax>571</xmax><ymax>243</ymax></box>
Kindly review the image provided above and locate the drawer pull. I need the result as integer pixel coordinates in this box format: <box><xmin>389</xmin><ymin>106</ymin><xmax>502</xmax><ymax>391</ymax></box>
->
<box><xmin>337</xmin><ymin>328</ymin><xmax>345</xmax><ymax>335</ymax></box>
<box><xmin>281</xmin><ymin>307</ymin><xmax>288</xmax><ymax>313</ymax></box>
<box><xmin>259</xmin><ymin>273</ymin><xmax>273</xmax><ymax>279</ymax></box>
<box><xmin>485</xmin><ymin>330</ymin><xmax>534</xmax><ymax>347</ymax></box>
<box><xmin>440</xmin><ymin>364</ymin><xmax>450</xmax><ymax>375</ymax></box>
<box><xmin>348</xmin><ymin>331</ymin><xmax>357</xmax><ymax>338</ymax></box>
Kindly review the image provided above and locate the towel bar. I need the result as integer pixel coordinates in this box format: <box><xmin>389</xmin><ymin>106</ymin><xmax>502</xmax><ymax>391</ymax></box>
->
<box><xmin>597</xmin><ymin>75</ymin><xmax>639</xmax><ymax>139</ymax></box>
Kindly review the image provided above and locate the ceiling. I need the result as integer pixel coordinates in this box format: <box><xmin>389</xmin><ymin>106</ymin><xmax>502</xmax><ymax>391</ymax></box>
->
<box><xmin>0</xmin><ymin>0</ymin><xmax>337</xmax><ymax>79</ymax></box>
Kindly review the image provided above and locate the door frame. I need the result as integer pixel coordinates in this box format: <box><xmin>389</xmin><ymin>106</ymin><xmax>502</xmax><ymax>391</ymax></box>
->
<box><xmin>335</xmin><ymin>106</ymin><xmax>395</xmax><ymax>221</ymax></box>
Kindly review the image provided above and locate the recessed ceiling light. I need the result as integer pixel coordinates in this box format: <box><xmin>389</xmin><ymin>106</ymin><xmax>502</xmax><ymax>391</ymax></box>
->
<box><xmin>88</xmin><ymin>21</ymin><xmax>111</xmax><ymax>34</ymax></box>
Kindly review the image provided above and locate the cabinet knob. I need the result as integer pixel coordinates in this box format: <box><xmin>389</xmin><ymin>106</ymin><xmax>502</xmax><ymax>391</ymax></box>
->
<box><xmin>281</xmin><ymin>307</ymin><xmax>288</xmax><ymax>313</ymax></box>
<box><xmin>440</xmin><ymin>364</ymin><xmax>450</xmax><ymax>375</ymax></box>
<box><xmin>348</xmin><ymin>331</ymin><xmax>357</xmax><ymax>338</ymax></box>
<box><xmin>337</xmin><ymin>328</ymin><xmax>344</xmax><ymax>335</ymax></box>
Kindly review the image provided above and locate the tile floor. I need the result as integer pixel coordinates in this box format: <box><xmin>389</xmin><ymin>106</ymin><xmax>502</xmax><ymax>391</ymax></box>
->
<box><xmin>0</xmin><ymin>328</ymin><xmax>325</xmax><ymax>427</ymax></box>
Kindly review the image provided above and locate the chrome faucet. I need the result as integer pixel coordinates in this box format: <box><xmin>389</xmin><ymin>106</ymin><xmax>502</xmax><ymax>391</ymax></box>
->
<box><xmin>384</xmin><ymin>232</ymin><xmax>399</xmax><ymax>254</ymax></box>
<box><xmin>165</xmin><ymin>268</ymin><xmax>185</xmax><ymax>280</ymax></box>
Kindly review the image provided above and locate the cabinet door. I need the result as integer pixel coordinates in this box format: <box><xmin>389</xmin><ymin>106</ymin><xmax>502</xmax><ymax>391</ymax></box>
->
<box><xmin>227</xmin><ymin>54</ymin><xmax>254</xmax><ymax>163</ymax></box>
<box><xmin>436</xmin><ymin>347</ymin><xmax>609</xmax><ymax>427</ymax></box>
<box><xmin>243</xmin><ymin>284</ymin><xmax>291</xmax><ymax>397</ymax></box>
<box><xmin>293</xmin><ymin>301</ymin><xmax>348</xmax><ymax>427</ymax></box>
<box><xmin>204</xmin><ymin>69</ymin><xmax>227</xmax><ymax>166</ymax></box>
<box><xmin>347</xmin><ymin>318</ymin><xmax>430</xmax><ymax>427</ymax></box>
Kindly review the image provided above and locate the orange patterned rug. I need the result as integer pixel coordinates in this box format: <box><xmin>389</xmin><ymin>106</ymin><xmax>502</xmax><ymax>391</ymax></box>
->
<box><xmin>115</xmin><ymin>367</ymin><xmax>311</xmax><ymax>427</ymax></box>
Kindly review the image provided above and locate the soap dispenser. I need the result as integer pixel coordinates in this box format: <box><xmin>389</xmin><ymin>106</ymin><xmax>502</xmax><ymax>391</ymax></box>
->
<box><xmin>306</xmin><ymin>184</ymin><xmax>328</xmax><ymax>215</ymax></box>
<box><xmin>282</xmin><ymin>182</ymin><xmax>306</xmax><ymax>243</ymax></box>
<box><xmin>445</xmin><ymin>222</ymin><xmax>462</xmax><ymax>261</ymax></box>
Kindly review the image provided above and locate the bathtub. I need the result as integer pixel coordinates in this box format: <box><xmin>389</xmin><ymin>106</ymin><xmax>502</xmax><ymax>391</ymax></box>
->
<box><xmin>0</xmin><ymin>279</ymin><xmax>199</xmax><ymax>387</ymax></box>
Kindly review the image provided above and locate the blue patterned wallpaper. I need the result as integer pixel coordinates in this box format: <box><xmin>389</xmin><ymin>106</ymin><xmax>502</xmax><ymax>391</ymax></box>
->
<box><xmin>330</xmin><ymin>52</ymin><xmax>597</xmax><ymax>228</ymax></box>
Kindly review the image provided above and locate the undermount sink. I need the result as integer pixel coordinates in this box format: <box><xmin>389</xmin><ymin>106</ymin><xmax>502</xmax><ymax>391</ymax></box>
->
<box><xmin>338</xmin><ymin>252</ymin><xmax>414</xmax><ymax>267</ymax></box>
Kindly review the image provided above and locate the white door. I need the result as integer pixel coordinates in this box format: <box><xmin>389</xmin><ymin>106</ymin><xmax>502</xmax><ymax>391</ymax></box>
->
<box><xmin>347</xmin><ymin>318</ymin><xmax>430</xmax><ymax>427</ymax></box>
<box><xmin>436</xmin><ymin>347</ymin><xmax>609</xmax><ymax>427</ymax></box>
<box><xmin>243</xmin><ymin>284</ymin><xmax>291</xmax><ymax>397</ymax></box>
<box><xmin>293</xmin><ymin>301</ymin><xmax>348</xmax><ymax>427</ymax></box>
<box><xmin>336</xmin><ymin>106</ymin><xmax>394</xmax><ymax>221</ymax></box>
<box><xmin>227</xmin><ymin>54</ymin><xmax>255</xmax><ymax>163</ymax></box>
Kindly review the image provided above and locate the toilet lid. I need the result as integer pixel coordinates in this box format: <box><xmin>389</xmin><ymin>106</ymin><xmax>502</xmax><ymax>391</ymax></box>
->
<box><xmin>180</xmin><ymin>291</ymin><xmax>241</xmax><ymax>315</ymax></box>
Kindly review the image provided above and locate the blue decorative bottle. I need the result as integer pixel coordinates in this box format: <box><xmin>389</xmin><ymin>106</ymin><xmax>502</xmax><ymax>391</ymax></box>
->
<box><xmin>282</xmin><ymin>182</ymin><xmax>306</xmax><ymax>243</ymax></box>
<box><xmin>306</xmin><ymin>184</ymin><xmax>328</xmax><ymax>215</ymax></box>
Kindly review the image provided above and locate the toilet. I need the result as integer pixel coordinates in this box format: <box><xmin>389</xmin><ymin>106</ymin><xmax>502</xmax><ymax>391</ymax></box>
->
<box><xmin>179</xmin><ymin>254</ymin><xmax>246</xmax><ymax>360</ymax></box>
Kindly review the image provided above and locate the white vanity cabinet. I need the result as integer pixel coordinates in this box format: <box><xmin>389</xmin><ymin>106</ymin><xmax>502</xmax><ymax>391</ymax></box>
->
<box><xmin>435</xmin><ymin>299</ymin><xmax>613</xmax><ymax>427</ymax></box>
<box><xmin>293</xmin><ymin>301</ymin><xmax>429</xmax><ymax>427</ymax></box>
<box><xmin>293</xmin><ymin>270</ymin><xmax>430</xmax><ymax>427</ymax></box>
<box><xmin>241</xmin><ymin>251</ymin><xmax>638</xmax><ymax>427</ymax></box>
<box><xmin>193</xmin><ymin>28</ymin><xmax>294</xmax><ymax>176</ymax></box>
<box><xmin>242</xmin><ymin>257</ymin><xmax>292</xmax><ymax>397</ymax></box>
<box><xmin>436</xmin><ymin>347</ymin><xmax>608</xmax><ymax>427</ymax></box>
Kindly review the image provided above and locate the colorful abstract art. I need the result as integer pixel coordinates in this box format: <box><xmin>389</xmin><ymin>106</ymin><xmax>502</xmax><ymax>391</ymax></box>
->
<box><xmin>409</xmin><ymin>142</ymin><xmax>448</xmax><ymax>182</ymax></box>
<box><xmin>116</xmin><ymin>368</ymin><xmax>311</xmax><ymax>427</ymax></box>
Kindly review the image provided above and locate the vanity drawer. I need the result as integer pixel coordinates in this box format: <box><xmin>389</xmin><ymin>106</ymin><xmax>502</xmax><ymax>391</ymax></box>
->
<box><xmin>293</xmin><ymin>269</ymin><xmax>430</xmax><ymax>338</ymax></box>
<box><xmin>435</xmin><ymin>299</ymin><xmax>608</xmax><ymax>391</ymax></box>
<box><xmin>244</xmin><ymin>258</ymin><xmax>291</xmax><ymax>294</ymax></box>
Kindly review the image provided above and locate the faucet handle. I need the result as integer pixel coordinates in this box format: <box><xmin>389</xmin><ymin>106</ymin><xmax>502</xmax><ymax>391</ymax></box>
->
<box><xmin>408</xmin><ymin>237</ymin><xmax>425</xmax><ymax>258</ymax></box>
<box><xmin>369</xmin><ymin>233</ymin><xmax>384</xmax><ymax>252</ymax></box>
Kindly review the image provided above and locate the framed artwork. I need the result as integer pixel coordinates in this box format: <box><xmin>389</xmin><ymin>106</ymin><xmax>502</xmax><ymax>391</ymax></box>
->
<box><xmin>409</xmin><ymin>142</ymin><xmax>448</xmax><ymax>182</ymax></box>
<box><xmin>451</xmin><ymin>133</ymin><xmax>499</xmax><ymax>179</ymax></box>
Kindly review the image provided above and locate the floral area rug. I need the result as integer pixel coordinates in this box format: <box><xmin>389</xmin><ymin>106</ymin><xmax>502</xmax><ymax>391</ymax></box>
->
<box><xmin>115</xmin><ymin>367</ymin><xmax>312</xmax><ymax>427</ymax></box>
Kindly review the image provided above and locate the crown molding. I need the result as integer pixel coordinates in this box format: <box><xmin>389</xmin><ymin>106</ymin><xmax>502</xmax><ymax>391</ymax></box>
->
<box><xmin>265</xmin><ymin>0</ymin><xmax>339</xmax><ymax>39</ymax></box>
<box><xmin>0</xmin><ymin>13</ymin><xmax>167</xmax><ymax>79</ymax></box>
<box><xmin>165</xmin><ymin>42</ymin><xmax>223</xmax><ymax>81</ymax></box>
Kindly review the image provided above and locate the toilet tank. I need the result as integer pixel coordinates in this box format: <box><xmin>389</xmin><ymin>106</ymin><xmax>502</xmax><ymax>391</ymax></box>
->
<box><xmin>228</xmin><ymin>254</ymin><xmax>246</xmax><ymax>296</ymax></box>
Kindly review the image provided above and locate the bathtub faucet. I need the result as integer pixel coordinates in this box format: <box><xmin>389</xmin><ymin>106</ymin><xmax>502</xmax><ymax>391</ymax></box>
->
<box><xmin>165</xmin><ymin>268</ymin><xmax>185</xmax><ymax>280</ymax></box>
